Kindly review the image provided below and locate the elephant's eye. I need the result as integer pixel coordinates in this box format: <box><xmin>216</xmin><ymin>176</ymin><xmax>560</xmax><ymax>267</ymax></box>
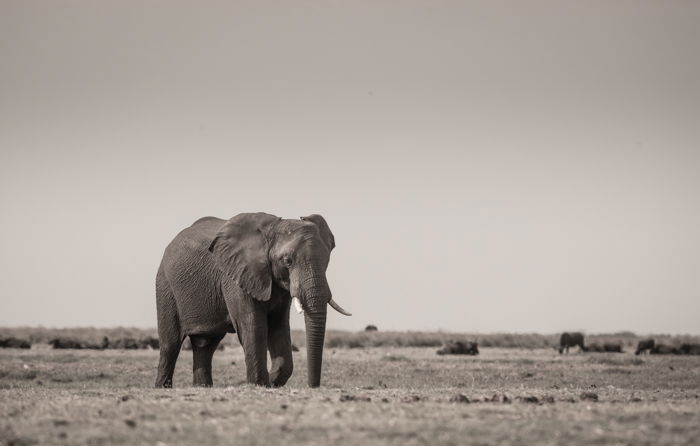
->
<box><xmin>282</xmin><ymin>256</ymin><xmax>293</xmax><ymax>267</ymax></box>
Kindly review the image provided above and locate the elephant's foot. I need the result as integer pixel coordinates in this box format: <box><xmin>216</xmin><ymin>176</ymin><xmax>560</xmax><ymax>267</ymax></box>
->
<box><xmin>155</xmin><ymin>378</ymin><xmax>173</xmax><ymax>388</ymax></box>
<box><xmin>270</xmin><ymin>366</ymin><xmax>292</xmax><ymax>387</ymax></box>
<box><xmin>193</xmin><ymin>369</ymin><xmax>213</xmax><ymax>387</ymax></box>
<box><xmin>246</xmin><ymin>371</ymin><xmax>271</xmax><ymax>387</ymax></box>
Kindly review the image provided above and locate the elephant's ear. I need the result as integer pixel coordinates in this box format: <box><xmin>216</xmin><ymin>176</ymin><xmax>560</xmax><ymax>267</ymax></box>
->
<box><xmin>208</xmin><ymin>212</ymin><xmax>280</xmax><ymax>302</ymax></box>
<box><xmin>300</xmin><ymin>214</ymin><xmax>335</xmax><ymax>251</ymax></box>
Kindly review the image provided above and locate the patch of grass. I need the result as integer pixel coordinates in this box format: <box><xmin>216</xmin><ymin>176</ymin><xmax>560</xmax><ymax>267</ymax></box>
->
<box><xmin>381</xmin><ymin>354</ymin><xmax>411</xmax><ymax>362</ymax></box>
<box><xmin>587</xmin><ymin>356</ymin><xmax>645</xmax><ymax>366</ymax></box>
<box><xmin>0</xmin><ymin>345</ymin><xmax>699</xmax><ymax>445</ymax></box>
<box><xmin>603</xmin><ymin>368</ymin><xmax>633</xmax><ymax>374</ymax></box>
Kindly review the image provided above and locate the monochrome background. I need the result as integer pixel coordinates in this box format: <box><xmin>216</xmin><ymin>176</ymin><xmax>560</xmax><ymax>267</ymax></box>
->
<box><xmin>1</xmin><ymin>0</ymin><xmax>698</xmax><ymax>334</ymax></box>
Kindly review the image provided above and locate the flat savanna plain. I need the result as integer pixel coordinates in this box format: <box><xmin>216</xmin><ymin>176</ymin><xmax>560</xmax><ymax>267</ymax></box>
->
<box><xmin>1</xmin><ymin>337</ymin><xmax>700</xmax><ymax>446</ymax></box>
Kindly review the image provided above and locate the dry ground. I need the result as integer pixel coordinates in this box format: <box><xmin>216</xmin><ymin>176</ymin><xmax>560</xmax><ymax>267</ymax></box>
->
<box><xmin>1</xmin><ymin>345</ymin><xmax>699</xmax><ymax>445</ymax></box>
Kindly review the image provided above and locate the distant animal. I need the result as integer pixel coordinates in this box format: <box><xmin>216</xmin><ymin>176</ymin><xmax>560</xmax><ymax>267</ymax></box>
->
<box><xmin>49</xmin><ymin>336</ymin><xmax>158</xmax><ymax>350</ymax></box>
<box><xmin>155</xmin><ymin>213</ymin><xmax>350</xmax><ymax>389</ymax></box>
<box><xmin>141</xmin><ymin>336</ymin><xmax>160</xmax><ymax>349</ymax></box>
<box><xmin>0</xmin><ymin>337</ymin><xmax>31</xmax><ymax>349</ymax></box>
<box><xmin>603</xmin><ymin>343</ymin><xmax>623</xmax><ymax>353</ymax></box>
<box><xmin>559</xmin><ymin>332</ymin><xmax>585</xmax><ymax>354</ymax></box>
<box><xmin>585</xmin><ymin>342</ymin><xmax>623</xmax><ymax>353</ymax></box>
<box><xmin>650</xmin><ymin>344</ymin><xmax>679</xmax><ymax>355</ymax></box>
<box><xmin>436</xmin><ymin>340</ymin><xmax>479</xmax><ymax>355</ymax></box>
<box><xmin>679</xmin><ymin>343</ymin><xmax>700</xmax><ymax>355</ymax></box>
<box><xmin>635</xmin><ymin>339</ymin><xmax>655</xmax><ymax>355</ymax></box>
<box><xmin>109</xmin><ymin>337</ymin><xmax>140</xmax><ymax>349</ymax></box>
<box><xmin>583</xmin><ymin>343</ymin><xmax>601</xmax><ymax>352</ymax></box>
<box><xmin>365</xmin><ymin>325</ymin><xmax>378</xmax><ymax>332</ymax></box>
<box><xmin>49</xmin><ymin>337</ymin><xmax>87</xmax><ymax>349</ymax></box>
<box><xmin>87</xmin><ymin>337</ymin><xmax>110</xmax><ymax>349</ymax></box>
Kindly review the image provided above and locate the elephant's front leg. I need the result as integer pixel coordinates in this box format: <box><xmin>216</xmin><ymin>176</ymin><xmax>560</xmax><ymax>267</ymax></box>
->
<box><xmin>223</xmin><ymin>285</ymin><xmax>270</xmax><ymax>387</ymax></box>
<box><xmin>268</xmin><ymin>305</ymin><xmax>293</xmax><ymax>387</ymax></box>
<box><xmin>236</xmin><ymin>311</ymin><xmax>270</xmax><ymax>386</ymax></box>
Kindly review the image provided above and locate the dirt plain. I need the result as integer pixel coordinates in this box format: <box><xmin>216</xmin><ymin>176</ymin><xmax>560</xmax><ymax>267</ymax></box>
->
<box><xmin>1</xmin><ymin>339</ymin><xmax>699</xmax><ymax>446</ymax></box>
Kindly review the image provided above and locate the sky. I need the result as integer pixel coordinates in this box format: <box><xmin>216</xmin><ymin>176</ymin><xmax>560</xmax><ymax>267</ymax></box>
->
<box><xmin>1</xmin><ymin>0</ymin><xmax>699</xmax><ymax>334</ymax></box>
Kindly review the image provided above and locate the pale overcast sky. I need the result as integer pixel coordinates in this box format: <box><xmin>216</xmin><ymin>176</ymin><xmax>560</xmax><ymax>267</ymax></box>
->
<box><xmin>1</xmin><ymin>1</ymin><xmax>699</xmax><ymax>334</ymax></box>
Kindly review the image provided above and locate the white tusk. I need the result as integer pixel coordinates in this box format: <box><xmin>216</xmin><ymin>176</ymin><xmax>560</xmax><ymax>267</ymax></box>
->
<box><xmin>292</xmin><ymin>297</ymin><xmax>304</xmax><ymax>314</ymax></box>
<box><xmin>328</xmin><ymin>298</ymin><xmax>352</xmax><ymax>316</ymax></box>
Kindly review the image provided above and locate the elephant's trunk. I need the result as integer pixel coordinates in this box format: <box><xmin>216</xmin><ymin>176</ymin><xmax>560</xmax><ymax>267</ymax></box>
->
<box><xmin>298</xmin><ymin>266</ymin><xmax>331</xmax><ymax>388</ymax></box>
<box><xmin>304</xmin><ymin>308</ymin><xmax>327</xmax><ymax>388</ymax></box>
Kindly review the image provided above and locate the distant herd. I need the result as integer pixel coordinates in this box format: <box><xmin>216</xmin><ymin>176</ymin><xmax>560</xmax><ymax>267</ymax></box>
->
<box><xmin>432</xmin><ymin>332</ymin><xmax>700</xmax><ymax>356</ymax></box>
<box><xmin>558</xmin><ymin>332</ymin><xmax>700</xmax><ymax>356</ymax></box>
<box><xmin>1</xmin><ymin>331</ymin><xmax>699</xmax><ymax>356</ymax></box>
<box><xmin>0</xmin><ymin>336</ymin><xmax>161</xmax><ymax>350</ymax></box>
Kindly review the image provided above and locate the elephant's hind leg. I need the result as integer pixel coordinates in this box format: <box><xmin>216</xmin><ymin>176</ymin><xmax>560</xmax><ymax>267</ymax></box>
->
<box><xmin>191</xmin><ymin>335</ymin><xmax>224</xmax><ymax>387</ymax></box>
<box><xmin>155</xmin><ymin>267</ymin><xmax>182</xmax><ymax>388</ymax></box>
<box><xmin>156</xmin><ymin>339</ymin><xmax>182</xmax><ymax>388</ymax></box>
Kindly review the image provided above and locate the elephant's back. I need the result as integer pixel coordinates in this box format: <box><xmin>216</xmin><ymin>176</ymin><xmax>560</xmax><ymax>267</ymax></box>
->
<box><xmin>161</xmin><ymin>217</ymin><xmax>226</xmax><ymax>277</ymax></box>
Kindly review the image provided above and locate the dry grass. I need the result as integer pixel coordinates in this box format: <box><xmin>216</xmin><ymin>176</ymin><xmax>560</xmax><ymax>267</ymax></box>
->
<box><xmin>1</xmin><ymin>337</ymin><xmax>699</xmax><ymax>445</ymax></box>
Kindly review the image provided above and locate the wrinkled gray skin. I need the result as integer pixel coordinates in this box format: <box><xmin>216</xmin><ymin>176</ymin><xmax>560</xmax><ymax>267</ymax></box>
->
<box><xmin>558</xmin><ymin>332</ymin><xmax>585</xmax><ymax>354</ymax></box>
<box><xmin>155</xmin><ymin>212</ymin><xmax>339</xmax><ymax>388</ymax></box>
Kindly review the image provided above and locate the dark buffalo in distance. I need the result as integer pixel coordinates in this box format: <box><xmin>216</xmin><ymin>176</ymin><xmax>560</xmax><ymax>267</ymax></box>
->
<box><xmin>49</xmin><ymin>336</ymin><xmax>158</xmax><ymax>350</ymax></box>
<box><xmin>559</xmin><ymin>332</ymin><xmax>585</xmax><ymax>354</ymax></box>
<box><xmin>50</xmin><ymin>338</ymin><xmax>92</xmax><ymax>349</ymax></box>
<box><xmin>584</xmin><ymin>342</ymin><xmax>623</xmax><ymax>353</ymax></box>
<box><xmin>603</xmin><ymin>343</ymin><xmax>623</xmax><ymax>353</ymax></box>
<box><xmin>364</xmin><ymin>325</ymin><xmax>378</xmax><ymax>332</ymax></box>
<box><xmin>49</xmin><ymin>337</ymin><xmax>107</xmax><ymax>350</ymax></box>
<box><xmin>436</xmin><ymin>340</ymin><xmax>479</xmax><ymax>355</ymax></box>
<box><xmin>0</xmin><ymin>337</ymin><xmax>31</xmax><ymax>349</ymax></box>
<box><xmin>141</xmin><ymin>336</ymin><xmax>160</xmax><ymax>349</ymax></box>
<box><xmin>635</xmin><ymin>339</ymin><xmax>655</xmax><ymax>355</ymax></box>
<box><xmin>650</xmin><ymin>344</ymin><xmax>680</xmax><ymax>355</ymax></box>
<box><xmin>583</xmin><ymin>343</ymin><xmax>603</xmax><ymax>353</ymax></box>
<box><xmin>108</xmin><ymin>337</ymin><xmax>142</xmax><ymax>349</ymax></box>
<box><xmin>679</xmin><ymin>343</ymin><xmax>700</xmax><ymax>355</ymax></box>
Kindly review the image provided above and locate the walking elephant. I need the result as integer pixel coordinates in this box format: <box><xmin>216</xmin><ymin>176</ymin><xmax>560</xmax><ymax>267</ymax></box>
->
<box><xmin>155</xmin><ymin>212</ymin><xmax>351</xmax><ymax>388</ymax></box>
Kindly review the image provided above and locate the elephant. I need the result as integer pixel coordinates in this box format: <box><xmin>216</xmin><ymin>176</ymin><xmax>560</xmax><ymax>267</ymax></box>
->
<box><xmin>155</xmin><ymin>212</ymin><xmax>350</xmax><ymax>389</ymax></box>
<box><xmin>558</xmin><ymin>332</ymin><xmax>585</xmax><ymax>354</ymax></box>
<box><xmin>364</xmin><ymin>325</ymin><xmax>378</xmax><ymax>332</ymax></box>
<box><xmin>635</xmin><ymin>339</ymin><xmax>655</xmax><ymax>355</ymax></box>
<box><xmin>436</xmin><ymin>340</ymin><xmax>479</xmax><ymax>355</ymax></box>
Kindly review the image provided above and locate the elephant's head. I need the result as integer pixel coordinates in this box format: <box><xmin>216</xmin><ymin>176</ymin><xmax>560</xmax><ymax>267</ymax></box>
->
<box><xmin>208</xmin><ymin>212</ymin><xmax>350</xmax><ymax>387</ymax></box>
